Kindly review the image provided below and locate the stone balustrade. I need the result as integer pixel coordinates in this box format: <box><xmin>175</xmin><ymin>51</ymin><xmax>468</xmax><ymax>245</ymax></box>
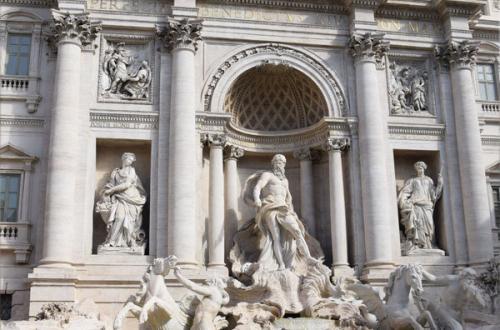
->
<box><xmin>479</xmin><ymin>101</ymin><xmax>500</xmax><ymax>113</ymax></box>
<box><xmin>0</xmin><ymin>75</ymin><xmax>41</xmax><ymax>113</ymax></box>
<box><xmin>0</xmin><ymin>222</ymin><xmax>32</xmax><ymax>264</ymax></box>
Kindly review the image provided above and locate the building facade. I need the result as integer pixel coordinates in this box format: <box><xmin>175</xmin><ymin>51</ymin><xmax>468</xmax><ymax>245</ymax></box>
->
<box><xmin>0</xmin><ymin>0</ymin><xmax>499</xmax><ymax>326</ymax></box>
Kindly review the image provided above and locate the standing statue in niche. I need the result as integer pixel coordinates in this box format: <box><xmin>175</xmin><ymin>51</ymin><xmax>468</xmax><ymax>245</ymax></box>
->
<box><xmin>242</xmin><ymin>154</ymin><xmax>314</xmax><ymax>271</ymax></box>
<box><xmin>95</xmin><ymin>152</ymin><xmax>146</xmax><ymax>254</ymax></box>
<box><xmin>102</xmin><ymin>42</ymin><xmax>152</xmax><ymax>100</ymax></box>
<box><xmin>398</xmin><ymin>161</ymin><xmax>443</xmax><ymax>255</ymax></box>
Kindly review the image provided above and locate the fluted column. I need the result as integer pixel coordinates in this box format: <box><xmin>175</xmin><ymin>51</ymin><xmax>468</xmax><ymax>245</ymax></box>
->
<box><xmin>224</xmin><ymin>145</ymin><xmax>244</xmax><ymax>260</ymax></box>
<box><xmin>158</xmin><ymin>18</ymin><xmax>202</xmax><ymax>267</ymax></box>
<box><xmin>348</xmin><ymin>33</ymin><xmax>394</xmax><ymax>277</ymax></box>
<box><xmin>436</xmin><ymin>41</ymin><xmax>493</xmax><ymax>264</ymax></box>
<box><xmin>207</xmin><ymin>134</ymin><xmax>226</xmax><ymax>271</ymax></box>
<box><xmin>41</xmin><ymin>11</ymin><xmax>100</xmax><ymax>267</ymax></box>
<box><xmin>323</xmin><ymin>138</ymin><xmax>352</xmax><ymax>276</ymax></box>
<box><xmin>293</xmin><ymin>148</ymin><xmax>318</xmax><ymax>237</ymax></box>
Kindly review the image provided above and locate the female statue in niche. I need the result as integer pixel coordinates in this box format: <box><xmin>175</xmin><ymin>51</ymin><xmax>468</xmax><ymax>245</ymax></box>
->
<box><xmin>398</xmin><ymin>161</ymin><xmax>443</xmax><ymax>254</ymax></box>
<box><xmin>96</xmin><ymin>152</ymin><xmax>147</xmax><ymax>251</ymax></box>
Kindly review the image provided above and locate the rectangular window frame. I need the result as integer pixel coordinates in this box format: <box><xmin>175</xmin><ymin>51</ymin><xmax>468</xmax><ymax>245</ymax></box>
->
<box><xmin>476</xmin><ymin>62</ymin><xmax>500</xmax><ymax>102</ymax></box>
<box><xmin>0</xmin><ymin>293</ymin><xmax>12</xmax><ymax>321</ymax></box>
<box><xmin>5</xmin><ymin>33</ymin><xmax>32</xmax><ymax>76</ymax></box>
<box><xmin>0</xmin><ymin>172</ymin><xmax>22</xmax><ymax>222</ymax></box>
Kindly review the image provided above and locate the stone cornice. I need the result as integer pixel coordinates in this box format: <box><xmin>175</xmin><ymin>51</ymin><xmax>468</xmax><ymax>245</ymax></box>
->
<box><xmin>376</xmin><ymin>6</ymin><xmax>438</xmax><ymax>20</ymax></box>
<box><xmin>203</xmin><ymin>0</ymin><xmax>348</xmax><ymax>14</ymax></box>
<box><xmin>348</xmin><ymin>32</ymin><xmax>389</xmax><ymax>64</ymax></box>
<box><xmin>388</xmin><ymin>123</ymin><xmax>445</xmax><ymax>140</ymax></box>
<box><xmin>0</xmin><ymin>116</ymin><xmax>45</xmax><ymax>129</ymax></box>
<box><xmin>435</xmin><ymin>40</ymin><xmax>480</xmax><ymax>69</ymax></box>
<box><xmin>343</xmin><ymin>0</ymin><xmax>383</xmax><ymax>9</ymax></box>
<box><xmin>48</xmin><ymin>10</ymin><xmax>101</xmax><ymax>47</ymax></box>
<box><xmin>157</xmin><ymin>17</ymin><xmax>203</xmax><ymax>52</ymax></box>
<box><xmin>0</xmin><ymin>0</ymin><xmax>56</xmax><ymax>7</ymax></box>
<box><xmin>435</xmin><ymin>0</ymin><xmax>484</xmax><ymax>18</ymax></box>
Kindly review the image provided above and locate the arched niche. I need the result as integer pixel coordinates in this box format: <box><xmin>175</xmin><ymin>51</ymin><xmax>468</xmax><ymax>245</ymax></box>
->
<box><xmin>202</xmin><ymin>43</ymin><xmax>349</xmax><ymax>118</ymax></box>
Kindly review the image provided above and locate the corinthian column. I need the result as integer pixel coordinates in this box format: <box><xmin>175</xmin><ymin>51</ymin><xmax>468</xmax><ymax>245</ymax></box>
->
<box><xmin>207</xmin><ymin>134</ymin><xmax>226</xmax><ymax>271</ymax></box>
<box><xmin>41</xmin><ymin>11</ymin><xmax>100</xmax><ymax>267</ymax></box>
<box><xmin>348</xmin><ymin>33</ymin><xmax>394</xmax><ymax>278</ymax></box>
<box><xmin>158</xmin><ymin>18</ymin><xmax>202</xmax><ymax>268</ymax></box>
<box><xmin>293</xmin><ymin>148</ymin><xmax>318</xmax><ymax>237</ymax></box>
<box><xmin>323</xmin><ymin>138</ymin><xmax>352</xmax><ymax>276</ymax></box>
<box><xmin>436</xmin><ymin>41</ymin><xmax>493</xmax><ymax>264</ymax></box>
<box><xmin>224</xmin><ymin>145</ymin><xmax>244</xmax><ymax>260</ymax></box>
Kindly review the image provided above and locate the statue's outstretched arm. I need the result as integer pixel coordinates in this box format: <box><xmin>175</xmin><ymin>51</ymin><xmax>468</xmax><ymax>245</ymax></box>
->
<box><xmin>174</xmin><ymin>268</ymin><xmax>211</xmax><ymax>296</ymax></box>
<box><xmin>253</xmin><ymin>173</ymin><xmax>269</xmax><ymax>206</ymax></box>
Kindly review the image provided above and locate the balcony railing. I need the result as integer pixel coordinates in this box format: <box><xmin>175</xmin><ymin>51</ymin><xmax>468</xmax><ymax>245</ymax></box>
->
<box><xmin>0</xmin><ymin>75</ymin><xmax>41</xmax><ymax>113</ymax></box>
<box><xmin>479</xmin><ymin>101</ymin><xmax>500</xmax><ymax>118</ymax></box>
<box><xmin>0</xmin><ymin>222</ymin><xmax>31</xmax><ymax>263</ymax></box>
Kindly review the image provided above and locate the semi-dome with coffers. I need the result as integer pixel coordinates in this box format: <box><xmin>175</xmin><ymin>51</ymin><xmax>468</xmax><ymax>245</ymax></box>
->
<box><xmin>224</xmin><ymin>64</ymin><xmax>328</xmax><ymax>131</ymax></box>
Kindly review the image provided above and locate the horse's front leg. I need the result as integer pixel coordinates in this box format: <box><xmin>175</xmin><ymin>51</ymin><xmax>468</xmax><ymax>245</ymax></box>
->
<box><xmin>114</xmin><ymin>302</ymin><xmax>142</xmax><ymax>330</ymax></box>
<box><xmin>417</xmin><ymin>311</ymin><xmax>438</xmax><ymax>330</ymax></box>
<box><xmin>139</xmin><ymin>298</ymin><xmax>156</xmax><ymax>324</ymax></box>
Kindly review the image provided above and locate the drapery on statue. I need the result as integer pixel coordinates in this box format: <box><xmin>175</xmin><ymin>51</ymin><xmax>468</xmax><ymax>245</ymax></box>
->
<box><xmin>398</xmin><ymin>161</ymin><xmax>443</xmax><ymax>254</ymax></box>
<box><xmin>95</xmin><ymin>152</ymin><xmax>146</xmax><ymax>250</ymax></box>
<box><xmin>102</xmin><ymin>42</ymin><xmax>152</xmax><ymax>100</ymax></box>
<box><xmin>242</xmin><ymin>154</ymin><xmax>314</xmax><ymax>271</ymax></box>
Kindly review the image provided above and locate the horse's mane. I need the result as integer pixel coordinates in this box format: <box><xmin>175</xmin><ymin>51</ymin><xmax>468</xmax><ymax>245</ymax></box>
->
<box><xmin>384</xmin><ymin>264</ymin><xmax>423</xmax><ymax>302</ymax></box>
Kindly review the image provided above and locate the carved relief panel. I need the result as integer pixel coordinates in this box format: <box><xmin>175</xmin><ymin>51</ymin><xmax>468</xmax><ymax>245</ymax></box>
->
<box><xmin>98</xmin><ymin>34</ymin><xmax>155</xmax><ymax>104</ymax></box>
<box><xmin>387</xmin><ymin>59</ymin><xmax>435</xmax><ymax>116</ymax></box>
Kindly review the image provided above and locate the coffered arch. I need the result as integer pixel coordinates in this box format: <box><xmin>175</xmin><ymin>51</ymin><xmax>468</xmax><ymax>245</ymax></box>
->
<box><xmin>202</xmin><ymin>43</ymin><xmax>349</xmax><ymax>119</ymax></box>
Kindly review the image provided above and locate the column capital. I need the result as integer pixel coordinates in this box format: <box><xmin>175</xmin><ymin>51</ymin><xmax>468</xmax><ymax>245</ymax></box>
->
<box><xmin>200</xmin><ymin>133</ymin><xmax>226</xmax><ymax>148</ymax></box>
<box><xmin>224</xmin><ymin>145</ymin><xmax>244</xmax><ymax>161</ymax></box>
<box><xmin>157</xmin><ymin>17</ymin><xmax>203</xmax><ymax>52</ymax></box>
<box><xmin>293</xmin><ymin>148</ymin><xmax>320</xmax><ymax>161</ymax></box>
<box><xmin>434</xmin><ymin>40</ymin><xmax>479</xmax><ymax>70</ymax></box>
<box><xmin>323</xmin><ymin>137</ymin><xmax>350</xmax><ymax>152</ymax></box>
<box><xmin>348</xmin><ymin>32</ymin><xmax>389</xmax><ymax>64</ymax></box>
<box><xmin>48</xmin><ymin>10</ymin><xmax>101</xmax><ymax>47</ymax></box>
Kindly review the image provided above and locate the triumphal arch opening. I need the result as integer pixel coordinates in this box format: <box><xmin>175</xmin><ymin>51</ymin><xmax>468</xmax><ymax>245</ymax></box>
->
<box><xmin>0</xmin><ymin>0</ymin><xmax>499</xmax><ymax>329</ymax></box>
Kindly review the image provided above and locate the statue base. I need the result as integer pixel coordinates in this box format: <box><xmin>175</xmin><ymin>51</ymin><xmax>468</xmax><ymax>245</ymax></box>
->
<box><xmin>97</xmin><ymin>245</ymin><xmax>145</xmax><ymax>255</ymax></box>
<box><xmin>274</xmin><ymin>317</ymin><xmax>369</xmax><ymax>330</ymax></box>
<box><xmin>406</xmin><ymin>248</ymin><xmax>445</xmax><ymax>257</ymax></box>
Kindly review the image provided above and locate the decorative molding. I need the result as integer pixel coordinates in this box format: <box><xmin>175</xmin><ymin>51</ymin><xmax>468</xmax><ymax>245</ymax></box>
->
<box><xmin>224</xmin><ymin>145</ymin><xmax>245</xmax><ymax>161</ymax></box>
<box><xmin>472</xmin><ymin>30</ymin><xmax>500</xmax><ymax>41</ymax></box>
<box><xmin>388</xmin><ymin>123</ymin><xmax>445</xmax><ymax>140</ymax></box>
<box><xmin>157</xmin><ymin>18</ymin><xmax>203</xmax><ymax>52</ymax></box>
<box><xmin>435</xmin><ymin>40</ymin><xmax>479</xmax><ymax>69</ymax></box>
<box><xmin>348</xmin><ymin>32</ymin><xmax>389</xmax><ymax>66</ymax></box>
<box><xmin>482</xmin><ymin>135</ymin><xmax>500</xmax><ymax>146</ymax></box>
<box><xmin>0</xmin><ymin>116</ymin><xmax>45</xmax><ymax>128</ymax></box>
<box><xmin>90</xmin><ymin>112</ymin><xmax>158</xmax><ymax>129</ymax></box>
<box><xmin>196</xmin><ymin>112</ymin><xmax>232</xmax><ymax>133</ymax></box>
<box><xmin>323</xmin><ymin>137</ymin><xmax>350</xmax><ymax>152</ymax></box>
<box><xmin>376</xmin><ymin>7</ymin><xmax>438</xmax><ymax>21</ymax></box>
<box><xmin>293</xmin><ymin>148</ymin><xmax>320</xmax><ymax>161</ymax></box>
<box><xmin>203</xmin><ymin>0</ymin><xmax>347</xmax><ymax>13</ymax></box>
<box><xmin>207</xmin><ymin>133</ymin><xmax>227</xmax><ymax>148</ymax></box>
<box><xmin>0</xmin><ymin>0</ymin><xmax>56</xmax><ymax>7</ymax></box>
<box><xmin>47</xmin><ymin>10</ymin><xmax>101</xmax><ymax>47</ymax></box>
<box><xmin>203</xmin><ymin>43</ymin><xmax>348</xmax><ymax>116</ymax></box>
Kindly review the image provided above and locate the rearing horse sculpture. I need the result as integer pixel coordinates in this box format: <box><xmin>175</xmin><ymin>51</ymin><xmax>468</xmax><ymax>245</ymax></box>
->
<box><xmin>349</xmin><ymin>264</ymin><xmax>437</xmax><ymax>330</ymax></box>
<box><xmin>113</xmin><ymin>256</ymin><xmax>189</xmax><ymax>330</ymax></box>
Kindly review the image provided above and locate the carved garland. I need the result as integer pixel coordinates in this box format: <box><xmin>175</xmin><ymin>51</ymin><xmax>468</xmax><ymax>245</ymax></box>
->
<box><xmin>203</xmin><ymin>43</ymin><xmax>348</xmax><ymax>116</ymax></box>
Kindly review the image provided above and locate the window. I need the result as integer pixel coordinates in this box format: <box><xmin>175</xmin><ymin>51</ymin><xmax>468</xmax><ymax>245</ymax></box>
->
<box><xmin>5</xmin><ymin>34</ymin><xmax>31</xmax><ymax>76</ymax></box>
<box><xmin>0</xmin><ymin>294</ymin><xmax>12</xmax><ymax>320</ymax></box>
<box><xmin>0</xmin><ymin>174</ymin><xmax>21</xmax><ymax>222</ymax></box>
<box><xmin>493</xmin><ymin>186</ymin><xmax>500</xmax><ymax>236</ymax></box>
<box><xmin>477</xmin><ymin>63</ymin><xmax>498</xmax><ymax>101</ymax></box>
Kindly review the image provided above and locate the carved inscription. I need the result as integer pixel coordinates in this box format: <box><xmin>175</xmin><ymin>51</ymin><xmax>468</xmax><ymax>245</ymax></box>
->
<box><xmin>87</xmin><ymin>0</ymin><xmax>169</xmax><ymax>13</ymax></box>
<box><xmin>198</xmin><ymin>4</ymin><xmax>348</xmax><ymax>28</ymax></box>
<box><xmin>377</xmin><ymin>19</ymin><xmax>442</xmax><ymax>35</ymax></box>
